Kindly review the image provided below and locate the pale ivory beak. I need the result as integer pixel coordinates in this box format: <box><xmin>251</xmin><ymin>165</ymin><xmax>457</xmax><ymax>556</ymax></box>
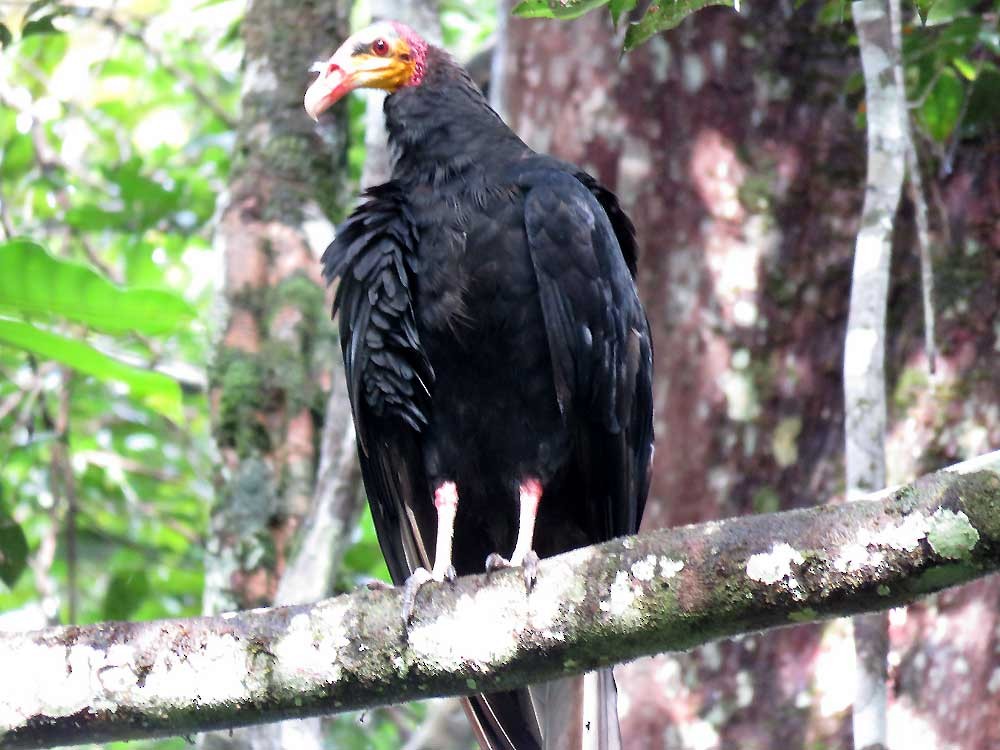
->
<box><xmin>304</xmin><ymin>52</ymin><xmax>353</xmax><ymax>121</ymax></box>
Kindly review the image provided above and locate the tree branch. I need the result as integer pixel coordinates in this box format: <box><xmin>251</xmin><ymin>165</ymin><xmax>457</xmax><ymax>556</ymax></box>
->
<box><xmin>847</xmin><ymin>2</ymin><xmax>908</xmax><ymax>747</ymax></box>
<box><xmin>2</xmin><ymin>452</ymin><xmax>999</xmax><ymax>749</ymax></box>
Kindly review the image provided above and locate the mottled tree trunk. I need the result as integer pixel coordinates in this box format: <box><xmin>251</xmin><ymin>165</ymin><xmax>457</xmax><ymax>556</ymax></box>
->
<box><xmin>498</xmin><ymin>4</ymin><xmax>1000</xmax><ymax>748</ymax></box>
<box><xmin>201</xmin><ymin>0</ymin><xmax>350</xmax><ymax>747</ymax></box>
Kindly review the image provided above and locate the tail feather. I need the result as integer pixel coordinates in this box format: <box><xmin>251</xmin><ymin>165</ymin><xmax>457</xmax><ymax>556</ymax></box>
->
<box><xmin>465</xmin><ymin>670</ymin><xmax>620</xmax><ymax>750</ymax></box>
<box><xmin>463</xmin><ymin>690</ymin><xmax>542</xmax><ymax>750</ymax></box>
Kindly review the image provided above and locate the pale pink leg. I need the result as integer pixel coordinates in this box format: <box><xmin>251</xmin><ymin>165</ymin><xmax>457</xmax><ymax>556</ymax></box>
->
<box><xmin>510</xmin><ymin>478</ymin><xmax>542</xmax><ymax>566</ymax></box>
<box><xmin>431</xmin><ymin>481</ymin><xmax>458</xmax><ymax>580</ymax></box>
<box><xmin>401</xmin><ymin>481</ymin><xmax>459</xmax><ymax>623</ymax></box>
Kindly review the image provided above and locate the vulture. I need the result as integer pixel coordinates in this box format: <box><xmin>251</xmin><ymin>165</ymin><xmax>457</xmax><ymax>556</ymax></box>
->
<box><xmin>305</xmin><ymin>21</ymin><xmax>654</xmax><ymax>750</ymax></box>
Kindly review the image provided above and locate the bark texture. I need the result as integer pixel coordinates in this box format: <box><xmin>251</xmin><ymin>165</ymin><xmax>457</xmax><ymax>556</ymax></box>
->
<box><xmin>2</xmin><ymin>455</ymin><xmax>998</xmax><ymax>750</ymax></box>
<box><xmin>497</xmin><ymin>4</ymin><xmax>1000</xmax><ymax>748</ymax></box>
<box><xmin>206</xmin><ymin>0</ymin><xmax>348</xmax><ymax>616</ymax></box>
<box><xmin>202</xmin><ymin>0</ymin><xmax>350</xmax><ymax>747</ymax></box>
<box><xmin>846</xmin><ymin>2</ymin><xmax>908</xmax><ymax>746</ymax></box>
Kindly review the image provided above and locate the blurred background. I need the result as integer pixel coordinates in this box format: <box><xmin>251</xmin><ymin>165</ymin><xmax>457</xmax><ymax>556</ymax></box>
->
<box><xmin>0</xmin><ymin>0</ymin><xmax>997</xmax><ymax>748</ymax></box>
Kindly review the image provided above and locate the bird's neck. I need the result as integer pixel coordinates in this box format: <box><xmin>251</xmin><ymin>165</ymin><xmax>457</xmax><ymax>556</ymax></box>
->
<box><xmin>383</xmin><ymin>48</ymin><xmax>527</xmax><ymax>185</ymax></box>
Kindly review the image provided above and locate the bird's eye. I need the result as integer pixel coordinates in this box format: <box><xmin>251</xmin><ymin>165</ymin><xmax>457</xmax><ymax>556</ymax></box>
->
<box><xmin>371</xmin><ymin>38</ymin><xmax>389</xmax><ymax>56</ymax></box>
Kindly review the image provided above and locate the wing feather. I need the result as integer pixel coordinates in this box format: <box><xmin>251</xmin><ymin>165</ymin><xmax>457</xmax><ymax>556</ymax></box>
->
<box><xmin>322</xmin><ymin>183</ymin><xmax>435</xmax><ymax>583</ymax></box>
<box><xmin>521</xmin><ymin>170</ymin><xmax>653</xmax><ymax>541</ymax></box>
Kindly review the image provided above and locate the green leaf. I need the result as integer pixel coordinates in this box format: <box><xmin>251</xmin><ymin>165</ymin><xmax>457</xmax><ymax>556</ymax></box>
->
<box><xmin>916</xmin><ymin>0</ymin><xmax>935</xmax><ymax>23</ymax></box>
<box><xmin>918</xmin><ymin>69</ymin><xmax>964</xmax><ymax>141</ymax></box>
<box><xmin>0</xmin><ymin>240</ymin><xmax>196</xmax><ymax>336</ymax></box>
<box><xmin>1</xmin><ymin>134</ymin><xmax>35</xmax><ymax>180</ymax></box>
<box><xmin>609</xmin><ymin>0</ymin><xmax>637</xmax><ymax>25</ymax></box>
<box><xmin>624</xmin><ymin>0</ymin><xmax>734</xmax><ymax>51</ymax></box>
<box><xmin>952</xmin><ymin>56</ymin><xmax>977</xmax><ymax>80</ymax></box>
<box><xmin>21</xmin><ymin>14</ymin><xmax>60</xmax><ymax>37</ymax></box>
<box><xmin>0</xmin><ymin>492</ymin><xmax>29</xmax><ymax>589</ymax></box>
<box><xmin>0</xmin><ymin>23</ymin><xmax>12</xmax><ymax>49</ymax></box>
<box><xmin>103</xmin><ymin>569</ymin><xmax>150</xmax><ymax>621</ymax></box>
<box><xmin>924</xmin><ymin>0</ymin><xmax>977</xmax><ymax>25</ymax></box>
<box><xmin>512</xmin><ymin>0</ymin><xmax>609</xmax><ymax>20</ymax></box>
<box><xmin>0</xmin><ymin>319</ymin><xmax>184</xmax><ymax>420</ymax></box>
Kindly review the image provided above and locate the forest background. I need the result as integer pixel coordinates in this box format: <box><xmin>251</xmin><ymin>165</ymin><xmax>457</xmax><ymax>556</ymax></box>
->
<box><xmin>0</xmin><ymin>0</ymin><xmax>998</xmax><ymax>748</ymax></box>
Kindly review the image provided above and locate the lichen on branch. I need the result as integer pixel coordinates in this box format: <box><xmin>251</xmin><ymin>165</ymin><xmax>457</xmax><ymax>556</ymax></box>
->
<box><xmin>1</xmin><ymin>452</ymin><xmax>998</xmax><ymax>750</ymax></box>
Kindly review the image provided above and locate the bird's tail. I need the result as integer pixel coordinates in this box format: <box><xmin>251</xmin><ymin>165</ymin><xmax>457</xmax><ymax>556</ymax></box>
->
<box><xmin>464</xmin><ymin>670</ymin><xmax>621</xmax><ymax>750</ymax></box>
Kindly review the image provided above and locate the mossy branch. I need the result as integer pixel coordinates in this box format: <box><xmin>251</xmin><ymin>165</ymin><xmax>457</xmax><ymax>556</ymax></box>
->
<box><xmin>2</xmin><ymin>451</ymin><xmax>999</xmax><ymax>749</ymax></box>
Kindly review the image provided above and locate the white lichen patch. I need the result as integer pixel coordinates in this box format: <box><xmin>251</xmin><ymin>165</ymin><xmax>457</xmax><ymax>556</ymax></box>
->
<box><xmin>145</xmin><ymin>631</ymin><xmax>261</xmax><ymax>705</ymax></box>
<box><xmin>527</xmin><ymin>550</ymin><xmax>592</xmax><ymax>639</ymax></box>
<box><xmin>0</xmin><ymin>641</ymin><xmax>109</xmax><ymax>726</ymax></box>
<box><xmin>659</xmin><ymin>557</ymin><xmax>685</xmax><ymax>578</ymax></box>
<box><xmin>746</xmin><ymin>543</ymin><xmax>804</xmax><ymax>587</ymax></box>
<box><xmin>834</xmin><ymin>512</ymin><xmax>931</xmax><ymax>573</ymax></box>
<box><xmin>271</xmin><ymin>604</ymin><xmax>350</xmax><ymax>691</ymax></box>
<box><xmin>600</xmin><ymin>571</ymin><xmax>638</xmax><ymax>617</ymax></box>
<box><xmin>926</xmin><ymin>508</ymin><xmax>980</xmax><ymax>559</ymax></box>
<box><xmin>631</xmin><ymin>555</ymin><xmax>658</xmax><ymax>581</ymax></box>
<box><xmin>408</xmin><ymin>587</ymin><xmax>521</xmax><ymax>673</ymax></box>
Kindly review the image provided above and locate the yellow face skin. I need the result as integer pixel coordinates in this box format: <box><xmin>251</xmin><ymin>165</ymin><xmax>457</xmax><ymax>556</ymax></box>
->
<box><xmin>304</xmin><ymin>22</ymin><xmax>419</xmax><ymax>120</ymax></box>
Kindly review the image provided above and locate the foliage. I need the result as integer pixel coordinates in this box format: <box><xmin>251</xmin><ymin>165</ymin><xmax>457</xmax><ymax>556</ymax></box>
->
<box><xmin>0</xmin><ymin>0</ymin><xmax>232</xmax><ymax>668</ymax></box>
<box><xmin>0</xmin><ymin>1</ymin><xmax>486</xmax><ymax>747</ymax></box>
<box><xmin>511</xmin><ymin>0</ymin><xmax>736</xmax><ymax>51</ymax></box>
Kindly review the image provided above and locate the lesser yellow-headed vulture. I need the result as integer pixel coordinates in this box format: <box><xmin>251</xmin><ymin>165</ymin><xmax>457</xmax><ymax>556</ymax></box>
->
<box><xmin>306</xmin><ymin>21</ymin><xmax>654</xmax><ymax>750</ymax></box>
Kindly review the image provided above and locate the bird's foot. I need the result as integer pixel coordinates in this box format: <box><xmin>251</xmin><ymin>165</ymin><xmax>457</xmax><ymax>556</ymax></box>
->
<box><xmin>484</xmin><ymin>550</ymin><xmax>540</xmax><ymax>591</ymax></box>
<box><xmin>400</xmin><ymin>564</ymin><xmax>456</xmax><ymax>624</ymax></box>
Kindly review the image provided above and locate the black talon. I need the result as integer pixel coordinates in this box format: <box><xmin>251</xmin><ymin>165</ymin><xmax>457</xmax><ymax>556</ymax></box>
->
<box><xmin>521</xmin><ymin>550</ymin><xmax>540</xmax><ymax>591</ymax></box>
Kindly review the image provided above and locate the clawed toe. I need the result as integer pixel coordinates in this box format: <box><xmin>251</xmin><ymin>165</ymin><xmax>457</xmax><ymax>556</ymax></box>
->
<box><xmin>484</xmin><ymin>550</ymin><xmax>539</xmax><ymax>590</ymax></box>
<box><xmin>484</xmin><ymin>553</ymin><xmax>512</xmax><ymax>575</ymax></box>
<box><xmin>400</xmin><ymin>566</ymin><xmax>455</xmax><ymax>624</ymax></box>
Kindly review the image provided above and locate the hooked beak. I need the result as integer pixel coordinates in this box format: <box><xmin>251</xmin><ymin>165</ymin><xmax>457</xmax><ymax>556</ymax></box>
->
<box><xmin>304</xmin><ymin>52</ymin><xmax>355</xmax><ymax>121</ymax></box>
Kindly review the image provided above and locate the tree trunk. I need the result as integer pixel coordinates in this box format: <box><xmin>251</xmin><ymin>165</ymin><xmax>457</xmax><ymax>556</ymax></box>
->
<box><xmin>201</xmin><ymin>0</ymin><xmax>350</xmax><ymax>747</ymax></box>
<box><xmin>497</xmin><ymin>4</ymin><xmax>1000</xmax><ymax>748</ymax></box>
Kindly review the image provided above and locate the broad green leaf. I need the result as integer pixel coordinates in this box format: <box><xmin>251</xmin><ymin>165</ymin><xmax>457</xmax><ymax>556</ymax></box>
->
<box><xmin>624</xmin><ymin>0</ymin><xmax>734</xmax><ymax>51</ymax></box>
<box><xmin>0</xmin><ymin>240</ymin><xmax>196</xmax><ymax>336</ymax></box>
<box><xmin>64</xmin><ymin>205</ymin><xmax>127</xmax><ymax>231</ymax></box>
<box><xmin>21</xmin><ymin>14</ymin><xmax>60</xmax><ymax>37</ymax></box>
<box><xmin>0</xmin><ymin>492</ymin><xmax>28</xmax><ymax>589</ymax></box>
<box><xmin>924</xmin><ymin>0</ymin><xmax>977</xmax><ymax>25</ymax></box>
<box><xmin>17</xmin><ymin>30</ymin><xmax>68</xmax><ymax>76</ymax></box>
<box><xmin>512</xmin><ymin>0</ymin><xmax>609</xmax><ymax>20</ymax></box>
<box><xmin>0</xmin><ymin>23</ymin><xmax>12</xmax><ymax>49</ymax></box>
<box><xmin>918</xmin><ymin>69</ymin><xmax>964</xmax><ymax>141</ymax></box>
<box><xmin>1</xmin><ymin>134</ymin><xmax>35</xmax><ymax>180</ymax></box>
<box><xmin>0</xmin><ymin>319</ymin><xmax>183</xmax><ymax>420</ymax></box>
<box><xmin>103</xmin><ymin>569</ymin><xmax>150</xmax><ymax>621</ymax></box>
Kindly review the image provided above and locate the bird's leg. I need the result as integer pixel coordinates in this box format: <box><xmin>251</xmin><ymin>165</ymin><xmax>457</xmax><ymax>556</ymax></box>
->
<box><xmin>401</xmin><ymin>481</ymin><xmax>459</xmax><ymax>623</ymax></box>
<box><xmin>485</xmin><ymin>478</ymin><xmax>542</xmax><ymax>589</ymax></box>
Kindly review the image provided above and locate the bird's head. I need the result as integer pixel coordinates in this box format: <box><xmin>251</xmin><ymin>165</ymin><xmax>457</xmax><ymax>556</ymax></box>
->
<box><xmin>304</xmin><ymin>21</ymin><xmax>428</xmax><ymax>121</ymax></box>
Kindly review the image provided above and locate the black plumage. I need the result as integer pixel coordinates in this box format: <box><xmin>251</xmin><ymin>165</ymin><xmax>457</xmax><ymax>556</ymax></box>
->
<box><xmin>321</xmin><ymin>41</ymin><xmax>653</xmax><ymax>750</ymax></box>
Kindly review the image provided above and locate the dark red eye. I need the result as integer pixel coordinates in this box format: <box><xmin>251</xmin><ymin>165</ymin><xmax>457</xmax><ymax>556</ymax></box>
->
<box><xmin>371</xmin><ymin>38</ymin><xmax>389</xmax><ymax>56</ymax></box>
